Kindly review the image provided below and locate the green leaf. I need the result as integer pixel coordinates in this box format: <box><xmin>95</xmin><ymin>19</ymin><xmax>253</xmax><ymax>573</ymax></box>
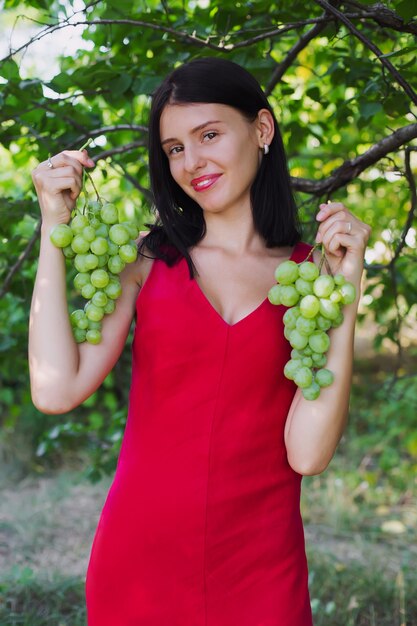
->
<box><xmin>394</xmin><ymin>0</ymin><xmax>417</xmax><ymax>22</ymax></box>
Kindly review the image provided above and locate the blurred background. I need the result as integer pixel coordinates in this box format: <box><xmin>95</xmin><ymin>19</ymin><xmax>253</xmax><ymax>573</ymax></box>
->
<box><xmin>0</xmin><ymin>0</ymin><xmax>416</xmax><ymax>624</ymax></box>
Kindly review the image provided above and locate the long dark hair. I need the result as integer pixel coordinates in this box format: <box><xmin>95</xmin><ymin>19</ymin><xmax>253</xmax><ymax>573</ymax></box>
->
<box><xmin>138</xmin><ymin>57</ymin><xmax>301</xmax><ymax>278</ymax></box>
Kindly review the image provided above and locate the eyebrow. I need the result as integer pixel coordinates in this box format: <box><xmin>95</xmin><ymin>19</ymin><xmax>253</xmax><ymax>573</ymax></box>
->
<box><xmin>161</xmin><ymin>120</ymin><xmax>223</xmax><ymax>146</ymax></box>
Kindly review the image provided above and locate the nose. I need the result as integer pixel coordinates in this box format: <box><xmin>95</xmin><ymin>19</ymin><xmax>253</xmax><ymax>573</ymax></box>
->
<box><xmin>183</xmin><ymin>143</ymin><xmax>206</xmax><ymax>174</ymax></box>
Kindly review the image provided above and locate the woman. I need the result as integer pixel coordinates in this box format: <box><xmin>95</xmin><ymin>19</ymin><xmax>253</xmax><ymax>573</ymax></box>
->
<box><xmin>29</xmin><ymin>57</ymin><xmax>371</xmax><ymax>625</ymax></box>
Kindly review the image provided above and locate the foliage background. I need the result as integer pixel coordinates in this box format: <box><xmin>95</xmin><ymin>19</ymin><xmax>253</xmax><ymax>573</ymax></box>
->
<box><xmin>1</xmin><ymin>0</ymin><xmax>417</xmax><ymax>478</ymax></box>
<box><xmin>1</xmin><ymin>1</ymin><xmax>417</xmax><ymax>624</ymax></box>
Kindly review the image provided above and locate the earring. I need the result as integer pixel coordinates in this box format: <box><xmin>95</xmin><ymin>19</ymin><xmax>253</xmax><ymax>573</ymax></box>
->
<box><xmin>263</xmin><ymin>144</ymin><xmax>269</xmax><ymax>155</ymax></box>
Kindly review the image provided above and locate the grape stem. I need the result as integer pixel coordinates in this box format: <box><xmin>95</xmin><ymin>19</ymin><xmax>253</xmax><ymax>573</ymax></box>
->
<box><xmin>77</xmin><ymin>138</ymin><xmax>102</xmax><ymax>213</ymax></box>
<box><xmin>305</xmin><ymin>242</ymin><xmax>334</xmax><ymax>277</ymax></box>
<box><xmin>79</xmin><ymin>137</ymin><xmax>93</xmax><ymax>152</ymax></box>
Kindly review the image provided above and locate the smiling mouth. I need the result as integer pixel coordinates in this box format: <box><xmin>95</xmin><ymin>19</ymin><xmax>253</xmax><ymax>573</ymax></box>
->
<box><xmin>191</xmin><ymin>175</ymin><xmax>222</xmax><ymax>191</ymax></box>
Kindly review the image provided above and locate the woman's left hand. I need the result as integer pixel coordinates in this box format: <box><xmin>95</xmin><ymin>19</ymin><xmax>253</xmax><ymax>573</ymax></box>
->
<box><xmin>314</xmin><ymin>201</ymin><xmax>371</xmax><ymax>290</ymax></box>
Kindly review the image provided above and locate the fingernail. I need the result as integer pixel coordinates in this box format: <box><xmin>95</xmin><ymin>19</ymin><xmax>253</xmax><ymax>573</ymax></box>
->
<box><xmin>316</xmin><ymin>210</ymin><xmax>325</xmax><ymax>219</ymax></box>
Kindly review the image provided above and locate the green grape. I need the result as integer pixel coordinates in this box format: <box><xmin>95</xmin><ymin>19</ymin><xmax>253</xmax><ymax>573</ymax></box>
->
<box><xmin>295</xmin><ymin>278</ymin><xmax>314</xmax><ymax>296</ymax></box>
<box><xmin>334</xmin><ymin>273</ymin><xmax>346</xmax><ymax>286</ymax></box>
<box><xmin>302</xmin><ymin>382</ymin><xmax>321</xmax><ymax>401</ymax></box>
<box><xmin>85</xmin><ymin>302</ymin><xmax>104</xmax><ymax>322</ymax></box>
<box><xmin>294</xmin><ymin>366</ymin><xmax>313</xmax><ymax>388</ymax></box>
<box><xmin>70</xmin><ymin>214</ymin><xmax>89</xmax><ymax>233</ymax></box>
<box><xmin>312</xmin><ymin>352</ymin><xmax>327</xmax><ymax>367</ymax></box>
<box><xmin>87</xmin><ymin>319</ymin><xmax>102</xmax><ymax>330</ymax></box>
<box><xmin>315</xmin><ymin>368</ymin><xmax>334</xmax><ymax>387</ymax></box>
<box><xmin>284</xmin><ymin>359</ymin><xmax>302</xmax><ymax>380</ymax></box>
<box><xmin>299</xmin><ymin>295</ymin><xmax>320</xmax><ymax>319</ymax></box>
<box><xmin>268</xmin><ymin>284</ymin><xmax>282</xmax><ymax>305</ymax></box>
<box><xmin>73</xmin><ymin>272</ymin><xmax>91</xmax><ymax>291</ymax></box>
<box><xmin>86</xmin><ymin>329</ymin><xmax>102</xmax><ymax>345</ymax></box>
<box><xmin>92</xmin><ymin>291</ymin><xmax>108</xmax><ymax>308</ymax></box>
<box><xmin>316</xmin><ymin>315</ymin><xmax>332</xmax><ymax>331</ymax></box>
<box><xmin>308</xmin><ymin>331</ymin><xmax>330</xmax><ymax>354</ymax></box>
<box><xmin>121</xmin><ymin>221</ymin><xmax>140</xmax><ymax>239</ymax></box>
<box><xmin>283</xmin><ymin>325</ymin><xmax>292</xmax><ymax>341</ymax></box>
<box><xmin>81</xmin><ymin>283</ymin><xmax>96</xmax><ymax>299</ymax></box>
<box><xmin>109</xmin><ymin>224</ymin><xmax>130</xmax><ymax>246</ymax></box>
<box><xmin>275</xmin><ymin>260</ymin><xmax>299</xmax><ymax>285</ymax></box>
<box><xmin>97</xmin><ymin>253</ymin><xmax>109</xmax><ymax>268</ymax></box>
<box><xmin>313</xmin><ymin>275</ymin><xmax>335</xmax><ymax>298</ymax></box>
<box><xmin>63</xmin><ymin>245</ymin><xmax>76</xmax><ymax>259</ymax></box>
<box><xmin>73</xmin><ymin>327</ymin><xmax>87</xmax><ymax>343</ymax></box>
<box><xmin>50</xmin><ymin>224</ymin><xmax>73</xmax><ymax>248</ymax></box>
<box><xmin>100</xmin><ymin>203</ymin><xmax>119</xmax><ymax>225</ymax></box>
<box><xmin>119</xmin><ymin>243</ymin><xmax>138</xmax><ymax>264</ymax></box>
<box><xmin>302</xmin><ymin>345</ymin><xmax>313</xmax><ymax>356</ymax></box>
<box><xmin>107</xmin><ymin>241</ymin><xmax>119</xmax><ymax>256</ymax></box>
<box><xmin>103</xmin><ymin>298</ymin><xmax>116</xmax><ymax>314</ymax></box>
<box><xmin>319</xmin><ymin>298</ymin><xmax>340</xmax><ymax>321</ymax></box>
<box><xmin>105</xmin><ymin>280</ymin><xmax>122</xmax><ymax>300</ymax></box>
<box><xmin>283</xmin><ymin>307</ymin><xmax>300</xmax><ymax>329</ymax></box>
<box><xmin>83</xmin><ymin>225</ymin><xmax>96</xmax><ymax>243</ymax></box>
<box><xmin>89</xmin><ymin>216</ymin><xmax>101</xmax><ymax>228</ymax></box>
<box><xmin>91</xmin><ymin>269</ymin><xmax>110</xmax><ymax>289</ymax></box>
<box><xmin>87</xmin><ymin>200</ymin><xmax>102</xmax><ymax>215</ymax></box>
<box><xmin>339</xmin><ymin>283</ymin><xmax>356</xmax><ymax>305</ymax></box>
<box><xmin>289</xmin><ymin>329</ymin><xmax>309</xmax><ymax>350</ymax></box>
<box><xmin>84</xmin><ymin>253</ymin><xmax>99</xmax><ymax>271</ymax></box>
<box><xmin>291</xmin><ymin>349</ymin><xmax>302</xmax><ymax>360</ymax></box>
<box><xmin>74</xmin><ymin>254</ymin><xmax>89</xmax><ymax>273</ymax></box>
<box><xmin>302</xmin><ymin>356</ymin><xmax>313</xmax><ymax>368</ymax></box>
<box><xmin>71</xmin><ymin>235</ymin><xmax>90</xmax><ymax>254</ymax></box>
<box><xmin>95</xmin><ymin>223</ymin><xmax>109</xmax><ymax>238</ymax></box>
<box><xmin>108</xmin><ymin>255</ymin><xmax>125</xmax><ymax>275</ymax></box>
<box><xmin>280</xmin><ymin>285</ymin><xmax>300</xmax><ymax>307</ymax></box>
<box><xmin>295</xmin><ymin>315</ymin><xmax>316</xmax><ymax>336</ymax></box>
<box><xmin>70</xmin><ymin>309</ymin><xmax>88</xmax><ymax>329</ymax></box>
<box><xmin>330</xmin><ymin>290</ymin><xmax>342</xmax><ymax>303</ymax></box>
<box><xmin>331</xmin><ymin>311</ymin><xmax>344</xmax><ymax>328</ymax></box>
<box><xmin>298</xmin><ymin>261</ymin><xmax>319</xmax><ymax>281</ymax></box>
<box><xmin>90</xmin><ymin>237</ymin><xmax>109</xmax><ymax>256</ymax></box>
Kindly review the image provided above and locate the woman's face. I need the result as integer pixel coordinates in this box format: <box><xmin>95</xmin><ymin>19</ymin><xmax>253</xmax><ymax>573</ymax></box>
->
<box><xmin>159</xmin><ymin>102</ymin><xmax>266</xmax><ymax>216</ymax></box>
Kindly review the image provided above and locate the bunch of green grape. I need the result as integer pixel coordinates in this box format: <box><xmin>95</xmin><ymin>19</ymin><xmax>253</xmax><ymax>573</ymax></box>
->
<box><xmin>267</xmin><ymin>247</ymin><xmax>356</xmax><ymax>400</ymax></box>
<box><xmin>49</xmin><ymin>147</ymin><xmax>139</xmax><ymax>344</ymax></box>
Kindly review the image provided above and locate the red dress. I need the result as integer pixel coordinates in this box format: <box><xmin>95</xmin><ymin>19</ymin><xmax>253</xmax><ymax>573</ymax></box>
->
<box><xmin>85</xmin><ymin>240</ymin><xmax>314</xmax><ymax>626</ymax></box>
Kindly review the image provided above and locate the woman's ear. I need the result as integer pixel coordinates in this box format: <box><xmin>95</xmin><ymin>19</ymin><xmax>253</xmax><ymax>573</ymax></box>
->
<box><xmin>256</xmin><ymin>108</ymin><xmax>275</xmax><ymax>149</ymax></box>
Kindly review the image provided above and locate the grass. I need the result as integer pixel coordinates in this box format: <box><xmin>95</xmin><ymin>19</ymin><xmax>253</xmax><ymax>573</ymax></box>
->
<box><xmin>0</xmin><ymin>571</ymin><xmax>86</xmax><ymax>626</ymax></box>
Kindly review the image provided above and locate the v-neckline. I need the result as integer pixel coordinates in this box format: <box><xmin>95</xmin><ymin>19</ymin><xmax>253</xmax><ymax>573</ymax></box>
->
<box><xmin>188</xmin><ymin>242</ymin><xmax>300</xmax><ymax>329</ymax></box>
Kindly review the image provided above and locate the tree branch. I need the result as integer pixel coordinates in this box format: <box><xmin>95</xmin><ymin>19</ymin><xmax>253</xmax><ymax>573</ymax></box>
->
<box><xmin>314</xmin><ymin>0</ymin><xmax>417</xmax><ymax>106</ymax></box>
<box><xmin>265</xmin><ymin>18</ymin><xmax>329</xmax><ymax>95</ymax></box>
<box><xmin>0</xmin><ymin>220</ymin><xmax>42</xmax><ymax>300</ymax></box>
<box><xmin>292</xmin><ymin>123</ymin><xmax>417</xmax><ymax>194</ymax></box>
<box><xmin>67</xmin><ymin>125</ymin><xmax>148</xmax><ymax>150</ymax></box>
<box><xmin>92</xmin><ymin>141</ymin><xmax>147</xmax><ymax>161</ymax></box>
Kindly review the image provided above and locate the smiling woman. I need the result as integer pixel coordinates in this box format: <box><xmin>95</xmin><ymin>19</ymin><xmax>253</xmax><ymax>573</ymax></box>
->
<box><xmin>29</xmin><ymin>56</ymin><xmax>370</xmax><ymax>626</ymax></box>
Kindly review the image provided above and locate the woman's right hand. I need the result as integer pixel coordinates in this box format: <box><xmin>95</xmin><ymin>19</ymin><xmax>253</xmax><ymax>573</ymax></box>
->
<box><xmin>31</xmin><ymin>150</ymin><xmax>95</xmax><ymax>229</ymax></box>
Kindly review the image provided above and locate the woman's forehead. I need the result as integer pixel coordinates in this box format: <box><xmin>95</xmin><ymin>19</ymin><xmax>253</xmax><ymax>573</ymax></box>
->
<box><xmin>159</xmin><ymin>102</ymin><xmax>243</xmax><ymax>138</ymax></box>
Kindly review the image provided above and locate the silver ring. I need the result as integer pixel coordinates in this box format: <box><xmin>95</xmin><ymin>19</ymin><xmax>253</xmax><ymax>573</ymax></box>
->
<box><xmin>347</xmin><ymin>221</ymin><xmax>352</xmax><ymax>233</ymax></box>
<box><xmin>47</xmin><ymin>156</ymin><xmax>54</xmax><ymax>169</ymax></box>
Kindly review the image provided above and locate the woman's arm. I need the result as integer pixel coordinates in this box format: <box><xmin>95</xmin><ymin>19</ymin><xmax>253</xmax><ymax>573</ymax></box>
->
<box><xmin>29</xmin><ymin>150</ymin><xmax>143</xmax><ymax>414</ymax></box>
<box><xmin>284</xmin><ymin>201</ymin><xmax>371</xmax><ymax>475</ymax></box>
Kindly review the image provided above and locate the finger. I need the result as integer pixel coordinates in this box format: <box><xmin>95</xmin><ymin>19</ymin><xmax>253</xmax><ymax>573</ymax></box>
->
<box><xmin>48</xmin><ymin>165</ymin><xmax>82</xmax><ymax>189</ymax></box>
<box><xmin>316</xmin><ymin>202</ymin><xmax>349</xmax><ymax>221</ymax></box>
<box><xmin>316</xmin><ymin>211</ymin><xmax>351</xmax><ymax>242</ymax></box>
<box><xmin>47</xmin><ymin>176</ymin><xmax>82</xmax><ymax>200</ymax></box>
<box><xmin>43</xmin><ymin>150</ymin><xmax>94</xmax><ymax>173</ymax></box>
<box><xmin>317</xmin><ymin>218</ymin><xmax>352</xmax><ymax>245</ymax></box>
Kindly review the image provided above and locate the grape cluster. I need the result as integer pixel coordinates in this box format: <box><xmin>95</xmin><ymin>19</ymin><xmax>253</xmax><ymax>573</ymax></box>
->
<box><xmin>268</xmin><ymin>250</ymin><xmax>356</xmax><ymax>400</ymax></box>
<box><xmin>50</xmin><ymin>200</ymin><xmax>139</xmax><ymax>344</ymax></box>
